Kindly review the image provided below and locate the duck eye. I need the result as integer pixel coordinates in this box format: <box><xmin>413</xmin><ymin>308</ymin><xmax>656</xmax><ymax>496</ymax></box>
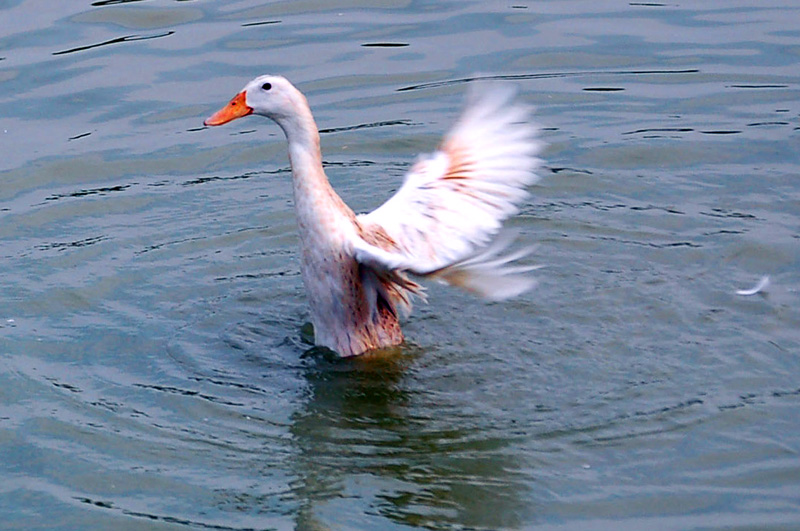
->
<box><xmin>261</xmin><ymin>82</ymin><xmax>272</xmax><ymax>91</ymax></box>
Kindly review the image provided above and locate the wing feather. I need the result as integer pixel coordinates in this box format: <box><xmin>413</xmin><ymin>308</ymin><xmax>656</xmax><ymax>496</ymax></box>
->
<box><xmin>352</xmin><ymin>82</ymin><xmax>543</xmax><ymax>300</ymax></box>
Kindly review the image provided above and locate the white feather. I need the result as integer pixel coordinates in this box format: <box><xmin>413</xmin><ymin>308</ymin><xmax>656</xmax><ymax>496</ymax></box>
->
<box><xmin>354</xmin><ymin>82</ymin><xmax>543</xmax><ymax>299</ymax></box>
<box><xmin>736</xmin><ymin>276</ymin><xmax>770</xmax><ymax>296</ymax></box>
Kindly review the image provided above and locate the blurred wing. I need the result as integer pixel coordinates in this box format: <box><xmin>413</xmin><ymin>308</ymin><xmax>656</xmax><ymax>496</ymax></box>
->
<box><xmin>352</xmin><ymin>82</ymin><xmax>543</xmax><ymax>299</ymax></box>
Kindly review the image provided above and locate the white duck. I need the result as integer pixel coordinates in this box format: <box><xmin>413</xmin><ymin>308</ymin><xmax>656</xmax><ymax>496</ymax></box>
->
<box><xmin>205</xmin><ymin>75</ymin><xmax>542</xmax><ymax>357</ymax></box>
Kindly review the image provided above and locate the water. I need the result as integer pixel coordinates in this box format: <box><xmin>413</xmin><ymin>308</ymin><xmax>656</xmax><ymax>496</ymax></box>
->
<box><xmin>2</xmin><ymin>1</ymin><xmax>799</xmax><ymax>529</ymax></box>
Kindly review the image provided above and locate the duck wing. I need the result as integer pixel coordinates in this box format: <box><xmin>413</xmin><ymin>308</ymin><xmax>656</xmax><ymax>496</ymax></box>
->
<box><xmin>352</xmin><ymin>82</ymin><xmax>544</xmax><ymax>300</ymax></box>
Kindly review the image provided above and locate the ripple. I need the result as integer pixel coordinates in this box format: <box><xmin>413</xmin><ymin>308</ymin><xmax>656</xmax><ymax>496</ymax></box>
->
<box><xmin>52</xmin><ymin>31</ymin><xmax>175</xmax><ymax>56</ymax></box>
<box><xmin>2</xmin><ymin>1</ymin><xmax>800</xmax><ymax>529</ymax></box>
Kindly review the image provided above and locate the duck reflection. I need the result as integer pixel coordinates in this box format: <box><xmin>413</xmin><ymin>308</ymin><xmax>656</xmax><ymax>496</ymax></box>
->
<box><xmin>290</xmin><ymin>345</ymin><xmax>529</xmax><ymax>530</ymax></box>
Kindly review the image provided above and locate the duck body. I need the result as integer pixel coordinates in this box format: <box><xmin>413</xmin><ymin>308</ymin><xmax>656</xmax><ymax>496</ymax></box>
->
<box><xmin>205</xmin><ymin>75</ymin><xmax>542</xmax><ymax>357</ymax></box>
<box><xmin>291</xmin><ymin>163</ymin><xmax>405</xmax><ymax>355</ymax></box>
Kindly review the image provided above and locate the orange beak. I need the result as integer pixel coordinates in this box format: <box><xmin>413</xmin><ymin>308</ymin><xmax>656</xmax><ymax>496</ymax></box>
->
<box><xmin>204</xmin><ymin>91</ymin><xmax>253</xmax><ymax>126</ymax></box>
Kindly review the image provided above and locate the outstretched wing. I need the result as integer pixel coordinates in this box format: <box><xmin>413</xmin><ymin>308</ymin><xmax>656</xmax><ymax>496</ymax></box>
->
<box><xmin>352</xmin><ymin>82</ymin><xmax>543</xmax><ymax>300</ymax></box>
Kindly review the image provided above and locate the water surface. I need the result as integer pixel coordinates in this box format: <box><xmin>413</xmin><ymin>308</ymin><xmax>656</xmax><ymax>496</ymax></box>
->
<box><xmin>1</xmin><ymin>1</ymin><xmax>799</xmax><ymax>529</ymax></box>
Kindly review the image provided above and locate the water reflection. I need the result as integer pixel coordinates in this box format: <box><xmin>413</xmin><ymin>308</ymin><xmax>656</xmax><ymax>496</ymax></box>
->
<box><xmin>291</xmin><ymin>347</ymin><xmax>529</xmax><ymax>529</ymax></box>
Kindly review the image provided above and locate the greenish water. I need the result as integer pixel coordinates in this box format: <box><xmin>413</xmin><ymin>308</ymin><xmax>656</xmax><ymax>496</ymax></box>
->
<box><xmin>2</xmin><ymin>1</ymin><xmax>799</xmax><ymax>529</ymax></box>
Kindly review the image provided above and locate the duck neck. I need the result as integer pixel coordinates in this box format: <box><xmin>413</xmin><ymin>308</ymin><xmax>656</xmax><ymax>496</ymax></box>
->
<box><xmin>275</xmin><ymin>107</ymin><xmax>353</xmax><ymax>242</ymax></box>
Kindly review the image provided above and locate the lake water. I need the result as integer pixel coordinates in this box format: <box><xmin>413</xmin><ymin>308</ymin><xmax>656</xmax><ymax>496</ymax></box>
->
<box><xmin>2</xmin><ymin>1</ymin><xmax>799</xmax><ymax>529</ymax></box>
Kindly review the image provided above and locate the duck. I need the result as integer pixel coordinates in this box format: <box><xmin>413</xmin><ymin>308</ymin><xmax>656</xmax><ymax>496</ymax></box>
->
<box><xmin>204</xmin><ymin>75</ymin><xmax>543</xmax><ymax>357</ymax></box>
